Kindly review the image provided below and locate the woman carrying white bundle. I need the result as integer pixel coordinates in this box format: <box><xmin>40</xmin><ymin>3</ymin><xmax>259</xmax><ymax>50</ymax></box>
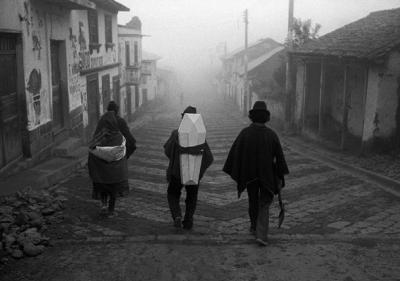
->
<box><xmin>88</xmin><ymin>101</ymin><xmax>136</xmax><ymax>217</ymax></box>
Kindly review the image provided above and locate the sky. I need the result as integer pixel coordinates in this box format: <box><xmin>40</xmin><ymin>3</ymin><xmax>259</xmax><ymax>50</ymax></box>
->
<box><xmin>116</xmin><ymin>0</ymin><xmax>400</xmax><ymax>91</ymax></box>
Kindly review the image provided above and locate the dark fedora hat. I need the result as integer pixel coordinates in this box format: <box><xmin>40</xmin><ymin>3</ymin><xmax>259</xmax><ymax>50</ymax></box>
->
<box><xmin>181</xmin><ymin>105</ymin><xmax>197</xmax><ymax>118</ymax></box>
<box><xmin>249</xmin><ymin>101</ymin><xmax>268</xmax><ymax>113</ymax></box>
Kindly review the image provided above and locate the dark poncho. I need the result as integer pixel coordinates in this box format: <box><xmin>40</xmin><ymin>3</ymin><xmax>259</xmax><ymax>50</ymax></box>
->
<box><xmin>223</xmin><ymin>123</ymin><xmax>289</xmax><ymax>197</ymax></box>
<box><xmin>88</xmin><ymin>111</ymin><xmax>136</xmax><ymax>184</ymax></box>
<box><xmin>163</xmin><ymin>129</ymin><xmax>214</xmax><ymax>183</ymax></box>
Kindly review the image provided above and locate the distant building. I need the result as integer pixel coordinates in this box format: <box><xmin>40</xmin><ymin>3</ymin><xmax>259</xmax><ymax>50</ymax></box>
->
<box><xmin>220</xmin><ymin>38</ymin><xmax>282</xmax><ymax>112</ymax></box>
<box><xmin>291</xmin><ymin>7</ymin><xmax>400</xmax><ymax>151</ymax></box>
<box><xmin>118</xmin><ymin>16</ymin><xmax>143</xmax><ymax>121</ymax></box>
<box><xmin>0</xmin><ymin>0</ymin><xmax>128</xmax><ymax>171</ymax></box>
<box><xmin>157</xmin><ymin>67</ymin><xmax>180</xmax><ymax>99</ymax></box>
<box><xmin>141</xmin><ymin>51</ymin><xmax>161</xmax><ymax>103</ymax></box>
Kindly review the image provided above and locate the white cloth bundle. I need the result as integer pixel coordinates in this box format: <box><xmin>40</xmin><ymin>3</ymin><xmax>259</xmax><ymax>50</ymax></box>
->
<box><xmin>89</xmin><ymin>136</ymin><xmax>126</xmax><ymax>162</ymax></box>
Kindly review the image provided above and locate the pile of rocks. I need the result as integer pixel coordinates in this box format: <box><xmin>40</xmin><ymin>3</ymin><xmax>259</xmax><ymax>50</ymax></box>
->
<box><xmin>0</xmin><ymin>188</ymin><xmax>66</xmax><ymax>260</ymax></box>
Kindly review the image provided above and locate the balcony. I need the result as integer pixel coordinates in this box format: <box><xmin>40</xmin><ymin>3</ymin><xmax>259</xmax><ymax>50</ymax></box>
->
<box><xmin>125</xmin><ymin>67</ymin><xmax>140</xmax><ymax>85</ymax></box>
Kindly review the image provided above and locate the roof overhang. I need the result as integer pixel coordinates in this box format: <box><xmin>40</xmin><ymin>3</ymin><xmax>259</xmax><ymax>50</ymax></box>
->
<box><xmin>41</xmin><ymin>0</ymin><xmax>96</xmax><ymax>9</ymax></box>
<box><xmin>90</xmin><ymin>0</ymin><xmax>129</xmax><ymax>12</ymax></box>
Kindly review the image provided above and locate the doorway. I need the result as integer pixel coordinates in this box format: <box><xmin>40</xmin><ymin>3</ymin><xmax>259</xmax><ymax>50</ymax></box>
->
<box><xmin>142</xmin><ymin>88</ymin><xmax>148</xmax><ymax>104</ymax></box>
<box><xmin>0</xmin><ymin>33</ymin><xmax>22</xmax><ymax>168</ymax></box>
<box><xmin>112</xmin><ymin>76</ymin><xmax>120</xmax><ymax>107</ymax></box>
<box><xmin>50</xmin><ymin>40</ymin><xmax>65</xmax><ymax>133</ymax></box>
<box><xmin>86</xmin><ymin>73</ymin><xmax>99</xmax><ymax>138</ymax></box>
<box><xmin>102</xmin><ymin>74</ymin><xmax>110</xmax><ymax>112</ymax></box>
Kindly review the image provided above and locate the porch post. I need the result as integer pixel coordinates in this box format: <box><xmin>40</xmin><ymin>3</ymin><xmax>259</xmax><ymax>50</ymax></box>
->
<box><xmin>341</xmin><ymin>64</ymin><xmax>349</xmax><ymax>150</ymax></box>
<box><xmin>318</xmin><ymin>59</ymin><xmax>325</xmax><ymax>136</ymax></box>
<box><xmin>301</xmin><ymin>61</ymin><xmax>307</xmax><ymax>130</ymax></box>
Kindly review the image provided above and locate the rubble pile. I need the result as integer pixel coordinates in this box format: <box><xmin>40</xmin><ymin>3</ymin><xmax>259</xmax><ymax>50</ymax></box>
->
<box><xmin>0</xmin><ymin>188</ymin><xmax>66</xmax><ymax>260</ymax></box>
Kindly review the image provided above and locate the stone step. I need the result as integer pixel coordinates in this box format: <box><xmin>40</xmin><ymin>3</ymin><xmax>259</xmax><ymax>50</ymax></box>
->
<box><xmin>53</xmin><ymin>137</ymin><xmax>82</xmax><ymax>157</ymax></box>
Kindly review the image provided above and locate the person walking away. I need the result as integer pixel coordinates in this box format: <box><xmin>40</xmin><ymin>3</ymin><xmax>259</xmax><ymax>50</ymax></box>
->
<box><xmin>223</xmin><ymin>101</ymin><xmax>289</xmax><ymax>246</ymax></box>
<box><xmin>88</xmin><ymin>101</ymin><xmax>137</xmax><ymax>217</ymax></box>
<box><xmin>163</xmin><ymin>106</ymin><xmax>213</xmax><ymax>230</ymax></box>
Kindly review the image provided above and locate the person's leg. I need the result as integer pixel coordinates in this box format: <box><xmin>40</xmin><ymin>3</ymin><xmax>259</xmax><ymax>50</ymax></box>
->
<box><xmin>255</xmin><ymin>188</ymin><xmax>273</xmax><ymax>245</ymax></box>
<box><xmin>108</xmin><ymin>192</ymin><xmax>116</xmax><ymax>214</ymax></box>
<box><xmin>100</xmin><ymin>192</ymin><xmax>108</xmax><ymax>214</ymax></box>
<box><xmin>167</xmin><ymin>176</ymin><xmax>183</xmax><ymax>226</ymax></box>
<box><xmin>183</xmin><ymin>184</ymin><xmax>199</xmax><ymax>229</ymax></box>
<box><xmin>246</xmin><ymin>183</ymin><xmax>259</xmax><ymax>233</ymax></box>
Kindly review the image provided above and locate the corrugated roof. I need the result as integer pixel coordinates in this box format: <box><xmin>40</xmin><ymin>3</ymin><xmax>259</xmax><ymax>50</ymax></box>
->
<box><xmin>293</xmin><ymin>7</ymin><xmax>400</xmax><ymax>59</ymax></box>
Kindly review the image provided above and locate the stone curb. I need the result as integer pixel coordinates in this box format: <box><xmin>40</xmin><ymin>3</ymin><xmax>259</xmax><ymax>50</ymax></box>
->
<box><xmin>287</xmin><ymin>137</ymin><xmax>400</xmax><ymax>198</ymax></box>
<box><xmin>53</xmin><ymin>233</ymin><xmax>400</xmax><ymax>246</ymax></box>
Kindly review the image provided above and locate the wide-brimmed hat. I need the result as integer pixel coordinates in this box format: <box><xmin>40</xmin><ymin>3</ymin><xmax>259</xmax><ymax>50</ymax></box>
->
<box><xmin>249</xmin><ymin>101</ymin><xmax>268</xmax><ymax>114</ymax></box>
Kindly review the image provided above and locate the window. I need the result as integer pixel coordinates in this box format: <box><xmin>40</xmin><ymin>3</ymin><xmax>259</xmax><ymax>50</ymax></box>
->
<box><xmin>125</xmin><ymin>41</ymin><xmax>130</xmax><ymax>66</ymax></box>
<box><xmin>105</xmin><ymin>14</ymin><xmax>113</xmax><ymax>51</ymax></box>
<box><xmin>134</xmin><ymin>42</ymin><xmax>138</xmax><ymax>65</ymax></box>
<box><xmin>88</xmin><ymin>9</ymin><xmax>100</xmax><ymax>53</ymax></box>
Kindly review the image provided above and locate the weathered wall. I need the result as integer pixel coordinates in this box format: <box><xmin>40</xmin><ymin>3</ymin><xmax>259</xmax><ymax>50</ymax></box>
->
<box><xmin>294</xmin><ymin>61</ymin><xmax>305</xmax><ymax>125</ymax></box>
<box><xmin>0</xmin><ymin>0</ymin><xmax>23</xmax><ymax>32</ymax></box>
<box><xmin>347</xmin><ymin>65</ymin><xmax>366</xmax><ymax>137</ymax></box>
<box><xmin>362</xmin><ymin>66</ymin><xmax>381</xmax><ymax>141</ymax></box>
<box><xmin>376</xmin><ymin>51</ymin><xmax>400</xmax><ymax>138</ymax></box>
<box><xmin>324</xmin><ymin>64</ymin><xmax>344</xmax><ymax>127</ymax></box>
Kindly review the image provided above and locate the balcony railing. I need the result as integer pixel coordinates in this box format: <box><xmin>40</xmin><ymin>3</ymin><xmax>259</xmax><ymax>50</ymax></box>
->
<box><xmin>125</xmin><ymin>67</ymin><xmax>140</xmax><ymax>84</ymax></box>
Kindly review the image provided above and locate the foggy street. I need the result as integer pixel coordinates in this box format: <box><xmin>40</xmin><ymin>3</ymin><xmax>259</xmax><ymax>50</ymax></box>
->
<box><xmin>1</xmin><ymin>0</ymin><xmax>400</xmax><ymax>280</ymax></box>
<box><xmin>1</xmin><ymin>92</ymin><xmax>400</xmax><ymax>280</ymax></box>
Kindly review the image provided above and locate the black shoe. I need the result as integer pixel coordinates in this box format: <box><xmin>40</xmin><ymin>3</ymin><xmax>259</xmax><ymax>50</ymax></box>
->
<box><xmin>249</xmin><ymin>227</ymin><xmax>256</xmax><ymax>235</ymax></box>
<box><xmin>182</xmin><ymin>220</ymin><xmax>193</xmax><ymax>230</ymax></box>
<box><xmin>174</xmin><ymin>216</ymin><xmax>182</xmax><ymax>228</ymax></box>
<box><xmin>255</xmin><ymin>238</ymin><xmax>268</xmax><ymax>246</ymax></box>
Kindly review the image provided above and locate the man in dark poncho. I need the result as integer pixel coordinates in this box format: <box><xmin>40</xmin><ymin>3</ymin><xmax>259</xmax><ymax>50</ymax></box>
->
<box><xmin>163</xmin><ymin>106</ymin><xmax>214</xmax><ymax>230</ymax></box>
<box><xmin>88</xmin><ymin>101</ymin><xmax>136</xmax><ymax>217</ymax></box>
<box><xmin>223</xmin><ymin>101</ymin><xmax>289</xmax><ymax>246</ymax></box>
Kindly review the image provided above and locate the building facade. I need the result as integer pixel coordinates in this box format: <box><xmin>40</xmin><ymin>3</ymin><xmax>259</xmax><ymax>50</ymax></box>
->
<box><xmin>220</xmin><ymin>38</ymin><xmax>282</xmax><ymax>112</ymax></box>
<box><xmin>291</xmin><ymin>8</ymin><xmax>400</xmax><ymax>151</ymax></box>
<box><xmin>141</xmin><ymin>51</ymin><xmax>161</xmax><ymax>103</ymax></box>
<box><xmin>0</xmin><ymin>0</ymin><xmax>128</xmax><ymax>170</ymax></box>
<box><xmin>118</xmin><ymin>16</ymin><xmax>142</xmax><ymax>121</ymax></box>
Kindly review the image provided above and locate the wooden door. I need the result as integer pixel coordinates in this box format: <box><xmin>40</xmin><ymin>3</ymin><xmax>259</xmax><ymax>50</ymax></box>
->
<box><xmin>102</xmin><ymin>74</ymin><xmax>110</xmax><ymax>112</ymax></box>
<box><xmin>50</xmin><ymin>40</ymin><xmax>64</xmax><ymax>132</ymax></box>
<box><xmin>0</xmin><ymin>34</ymin><xmax>22</xmax><ymax>168</ymax></box>
<box><xmin>86</xmin><ymin>73</ymin><xmax>99</xmax><ymax>138</ymax></box>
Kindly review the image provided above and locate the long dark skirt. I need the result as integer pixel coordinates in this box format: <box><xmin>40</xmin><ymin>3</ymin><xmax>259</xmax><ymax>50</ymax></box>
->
<box><xmin>92</xmin><ymin>180</ymin><xmax>130</xmax><ymax>200</ymax></box>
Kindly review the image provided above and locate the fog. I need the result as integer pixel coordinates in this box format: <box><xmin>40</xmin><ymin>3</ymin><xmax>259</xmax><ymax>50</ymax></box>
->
<box><xmin>117</xmin><ymin>0</ymin><xmax>400</xmax><ymax>97</ymax></box>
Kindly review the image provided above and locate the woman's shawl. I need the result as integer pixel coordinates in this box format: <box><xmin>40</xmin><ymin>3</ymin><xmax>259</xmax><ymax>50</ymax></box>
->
<box><xmin>223</xmin><ymin>124</ymin><xmax>289</xmax><ymax>197</ymax></box>
<box><xmin>88</xmin><ymin>111</ymin><xmax>128</xmax><ymax>183</ymax></box>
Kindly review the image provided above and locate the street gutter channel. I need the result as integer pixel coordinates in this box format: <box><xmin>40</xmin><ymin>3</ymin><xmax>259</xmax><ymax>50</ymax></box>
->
<box><xmin>286</xmin><ymin>137</ymin><xmax>400</xmax><ymax>198</ymax></box>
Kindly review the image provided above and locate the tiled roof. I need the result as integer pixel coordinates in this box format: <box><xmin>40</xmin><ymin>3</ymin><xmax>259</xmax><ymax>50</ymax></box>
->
<box><xmin>142</xmin><ymin>51</ymin><xmax>161</xmax><ymax>61</ymax></box>
<box><xmin>223</xmin><ymin>38</ymin><xmax>282</xmax><ymax>61</ymax></box>
<box><xmin>293</xmin><ymin>8</ymin><xmax>400</xmax><ymax>59</ymax></box>
<box><xmin>238</xmin><ymin>46</ymin><xmax>285</xmax><ymax>75</ymax></box>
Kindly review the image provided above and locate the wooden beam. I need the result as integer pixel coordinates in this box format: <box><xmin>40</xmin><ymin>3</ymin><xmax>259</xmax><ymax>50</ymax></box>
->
<box><xmin>341</xmin><ymin>65</ymin><xmax>349</xmax><ymax>150</ymax></box>
<box><xmin>318</xmin><ymin>60</ymin><xmax>325</xmax><ymax>136</ymax></box>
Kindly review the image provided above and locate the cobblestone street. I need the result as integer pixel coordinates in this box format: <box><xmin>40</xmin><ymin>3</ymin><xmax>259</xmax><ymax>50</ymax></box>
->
<box><xmin>2</xmin><ymin>95</ymin><xmax>400</xmax><ymax>280</ymax></box>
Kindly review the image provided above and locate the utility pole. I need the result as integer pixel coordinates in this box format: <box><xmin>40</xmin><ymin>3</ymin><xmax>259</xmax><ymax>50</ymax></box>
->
<box><xmin>285</xmin><ymin>0</ymin><xmax>294</xmax><ymax>129</ymax></box>
<box><xmin>243</xmin><ymin>9</ymin><xmax>249</xmax><ymax>116</ymax></box>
